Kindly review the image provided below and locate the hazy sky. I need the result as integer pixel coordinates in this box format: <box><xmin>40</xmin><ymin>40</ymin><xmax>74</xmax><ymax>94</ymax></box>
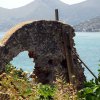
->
<box><xmin>0</xmin><ymin>0</ymin><xmax>86</xmax><ymax>9</ymax></box>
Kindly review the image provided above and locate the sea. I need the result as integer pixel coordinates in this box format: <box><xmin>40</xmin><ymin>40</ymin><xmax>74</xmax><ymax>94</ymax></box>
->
<box><xmin>0</xmin><ymin>32</ymin><xmax>100</xmax><ymax>80</ymax></box>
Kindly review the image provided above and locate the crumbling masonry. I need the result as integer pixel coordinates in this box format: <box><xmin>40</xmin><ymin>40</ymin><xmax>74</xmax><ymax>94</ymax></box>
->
<box><xmin>0</xmin><ymin>20</ymin><xmax>85</xmax><ymax>89</ymax></box>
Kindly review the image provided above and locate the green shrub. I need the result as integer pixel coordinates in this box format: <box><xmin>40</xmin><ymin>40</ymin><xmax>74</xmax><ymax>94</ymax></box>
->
<box><xmin>78</xmin><ymin>64</ymin><xmax>100</xmax><ymax>100</ymax></box>
<box><xmin>37</xmin><ymin>84</ymin><xmax>56</xmax><ymax>100</ymax></box>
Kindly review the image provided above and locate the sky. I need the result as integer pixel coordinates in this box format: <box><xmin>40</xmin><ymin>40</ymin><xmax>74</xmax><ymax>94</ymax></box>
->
<box><xmin>0</xmin><ymin>0</ymin><xmax>86</xmax><ymax>9</ymax></box>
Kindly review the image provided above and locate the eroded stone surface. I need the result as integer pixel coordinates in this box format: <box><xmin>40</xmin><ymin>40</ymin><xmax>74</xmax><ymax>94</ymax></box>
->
<box><xmin>0</xmin><ymin>20</ymin><xmax>85</xmax><ymax>89</ymax></box>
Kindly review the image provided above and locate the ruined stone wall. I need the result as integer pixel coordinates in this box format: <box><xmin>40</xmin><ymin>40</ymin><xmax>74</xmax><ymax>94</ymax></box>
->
<box><xmin>0</xmin><ymin>20</ymin><xmax>85</xmax><ymax>89</ymax></box>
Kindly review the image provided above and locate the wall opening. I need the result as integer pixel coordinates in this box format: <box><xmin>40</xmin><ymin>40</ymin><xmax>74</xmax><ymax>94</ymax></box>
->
<box><xmin>10</xmin><ymin>51</ymin><xmax>35</xmax><ymax>73</ymax></box>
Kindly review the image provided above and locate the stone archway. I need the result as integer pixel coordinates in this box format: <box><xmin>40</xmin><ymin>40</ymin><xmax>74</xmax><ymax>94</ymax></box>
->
<box><xmin>0</xmin><ymin>20</ymin><xmax>85</xmax><ymax>88</ymax></box>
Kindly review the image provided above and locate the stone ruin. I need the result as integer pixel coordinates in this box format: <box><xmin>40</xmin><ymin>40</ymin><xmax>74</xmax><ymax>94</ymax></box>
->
<box><xmin>0</xmin><ymin>20</ymin><xmax>86</xmax><ymax>89</ymax></box>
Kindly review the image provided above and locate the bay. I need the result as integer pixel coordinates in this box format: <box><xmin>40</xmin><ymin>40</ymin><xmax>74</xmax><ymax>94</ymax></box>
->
<box><xmin>0</xmin><ymin>32</ymin><xmax>100</xmax><ymax>80</ymax></box>
<box><xmin>74</xmin><ymin>32</ymin><xmax>100</xmax><ymax>80</ymax></box>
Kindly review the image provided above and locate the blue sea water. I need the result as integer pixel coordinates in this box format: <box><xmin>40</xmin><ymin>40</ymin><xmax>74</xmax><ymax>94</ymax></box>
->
<box><xmin>0</xmin><ymin>32</ymin><xmax>100</xmax><ymax>80</ymax></box>
<box><xmin>74</xmin><ymin>32</ymin><xmax>100</xmax><ymax>80</ymax></box>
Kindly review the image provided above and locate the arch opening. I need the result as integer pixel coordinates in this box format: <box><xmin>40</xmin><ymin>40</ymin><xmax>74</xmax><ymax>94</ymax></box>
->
<box><xmin>10</xmin><ymin>51</ymin><xmax>35</xmax><ymax>73</ymax></box>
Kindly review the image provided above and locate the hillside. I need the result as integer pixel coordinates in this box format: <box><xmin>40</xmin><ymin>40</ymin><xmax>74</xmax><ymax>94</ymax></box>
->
<box><xmin>0</xmin><ymin>0</ymin><xmax>100</xmax><ymax>31</ymax></box>
<box><xmin>74</xmin><ymin>17</ymin><xmax>100</xmax><ymax>32</ymax></box>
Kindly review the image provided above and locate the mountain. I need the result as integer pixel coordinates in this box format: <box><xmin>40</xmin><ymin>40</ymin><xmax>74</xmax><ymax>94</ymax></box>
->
<box><xmin>0</xmin><ymin>0</ymin><xmax>100</xmax><ymax>31</ymax></box>
<box><xmin>0</xmin><ymin>0</ymin><xmax>70</xmax><ymax>31</ymax></box>
<box><xmin>68</xmin><ymin>0</ymin><xmax>100</xmax><ymax>24</ymax></box>
<box><xmin>74</xmin><ymin>16</ymin><xmax>100</xmax><ymax>32</ymax></box>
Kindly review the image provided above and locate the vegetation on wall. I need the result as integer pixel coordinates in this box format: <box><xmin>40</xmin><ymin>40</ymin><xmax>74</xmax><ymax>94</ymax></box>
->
<box><xmin>0</xmin><ymin>63</ymin><xmax>77</xmax><ymax>100</ymax></box>
<box><xmin>0</xmin><ymin>63</ymin><xmax>100</xmax><ymax>100</ymax></box>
